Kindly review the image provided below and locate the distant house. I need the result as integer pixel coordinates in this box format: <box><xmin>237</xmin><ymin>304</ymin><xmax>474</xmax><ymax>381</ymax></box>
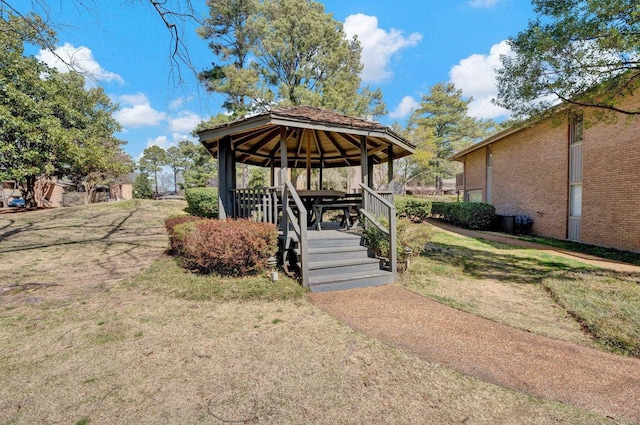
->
<box><xmin>452</xmin><ymin>95</ymin><xmax>640</xmax><ymax>253</ymax></box>
<box><xmin>1</xmin><ymin>179</ymin><xmax>133</xmax><ymax>208</ymax></box>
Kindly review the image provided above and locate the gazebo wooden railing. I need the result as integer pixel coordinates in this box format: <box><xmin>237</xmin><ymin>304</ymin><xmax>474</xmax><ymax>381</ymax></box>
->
<box><xmin>359</xmin><ymin>183</ymin><xmax>397</xmax><ymax>281</ymax></box>
<box><xmin>233</xmin><ymin>183</ymin><xmax>396</xmax><ymax>285</ymax></box>
<box><xmin>232</xmin><ymin>187</ymin><xmax>280</xmax><ymax>223</ymax></box>
<box><xmin>234</xmin><ymin>185</ymin><xmax>309</xmax><ymax>287</ymax></box>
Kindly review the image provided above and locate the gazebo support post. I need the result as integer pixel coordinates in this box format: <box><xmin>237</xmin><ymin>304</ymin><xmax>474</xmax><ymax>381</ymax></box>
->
<box><xmin>270</xmin><ymin>160</ymin><xmax>275</xmax><ymax>186</ymax></box>
<box><xmin>280</xmin><ymin>127</ymin><xmax>288</xmax><ymax>184</ymax></box>
<box><xmin>387</xmin><ymin>145</ymin><xmax>394</xmax><ymax>191</ymax></box>
<box><xmin>280</xmin><ymin>127</ymin><xmax>289</xmax><ymax>236</ymax></box>
<box><xmin>360</xmin><ymin>136</ymin><xmax>368</xmax><ymax>187</ymax></box>
<box><xmin>217</xmin><ymin>136</ymin><xmax>236</xmax><ymax>220</ymax></box>
<box><xmin>306</xmin><ymin>136</ymin><xmax>311</xmax><ymax>190</ymax></box>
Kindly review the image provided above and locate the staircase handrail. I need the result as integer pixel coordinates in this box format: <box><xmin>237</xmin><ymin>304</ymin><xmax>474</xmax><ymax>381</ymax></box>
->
<box><xmin>283</xmin><ymin>181</ymin><xmax>308</xmax><ymax>288</ymax></box>
<box><xmin>359</xmin><ymin>183</ymin><xmax>397</xmax><ymax>280</ymax></box>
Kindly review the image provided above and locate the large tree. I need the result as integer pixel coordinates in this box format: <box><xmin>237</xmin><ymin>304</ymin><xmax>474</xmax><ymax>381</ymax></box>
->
<box><xmin>197</xmin><ymin>0</ymin><xmax>261</xmax><ymax>117</ymax></box>
<box><xmin>178</xmin><ymin>140</ymin><xmax>218</xmax><ymax>188</ymax></box>
<box><xmin>496</xmin><ymin>0</ymin><xmax>640</xmax><ymax>121</ymax></box>
<box><xmin>0</xmin><ymin>13</ymin><xmax>129</xmax><ymax>207</ymax></box>
<box><xmin>166</xmin><ymin>145</ymin><xmax>189</xmax><ymax>193</ymax></box>
<box><xmin>138</xmin><ymin>145</ymin><xmax>168</xmax><ymax>194</ymax></box>
<box><xmin>412</xmin><ymin>83</ymin><xmax>500</xmax><ymax>192</ymax></box>
<box><xmin>198</xmin><ymin>0</ymin><xmax>386</xmax><ymax>118</ymax></box>
<box><xmin>51</xmin><ymin>71</ymin><xmax>132</xmax><ymax>202</ymax></box>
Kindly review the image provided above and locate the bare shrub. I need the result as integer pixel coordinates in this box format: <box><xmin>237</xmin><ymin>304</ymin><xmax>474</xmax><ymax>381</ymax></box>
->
<box><xmin>179</xmin><ymin>219</ymin><xmax>278</xmax><ymax>276</ymax></box>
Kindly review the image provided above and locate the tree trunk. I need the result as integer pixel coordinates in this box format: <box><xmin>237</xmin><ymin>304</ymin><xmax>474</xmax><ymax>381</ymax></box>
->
<box><xmin>21</xmin><ymin>176</ymin><xmax>37</xmax><ymax>208</ymax></box>
<box><xmin>154</xmin><ymin>170</ymin><xmax>159</xmax><ymax>196</ymax></box>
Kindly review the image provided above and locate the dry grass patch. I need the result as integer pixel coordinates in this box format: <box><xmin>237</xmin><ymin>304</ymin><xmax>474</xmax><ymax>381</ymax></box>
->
<box><xmin>544</xmin><ymin>270</ymin><xmax>640</xmax><ymax>357</ymax></box>
<box><xmin>0</xmin><ymin>201</ymin><xmax>629</xmax><ymax>424</ymax></box>
<box><xmin>404</xmin><ymin>225</ymin><xmax>640</xmax><ymax>356</ymax></box>
<box><xmin>0</xmin><ymin>290</ymin><xmax>619</xmax><ymax>425</ymax></box>
<box><xmin>402</xmin><ymin>227</ymin><xmax>600</xmax><ymax>347</ymax></box>
<box><xmin>124</xmin><ymin>257</ymin><xmax>305</xmax><ymax>301</ymax></box>
<box><xmin>0</xmin><ymin>200</ymin><xmax>186</xmax><ymax>306</ymax></box>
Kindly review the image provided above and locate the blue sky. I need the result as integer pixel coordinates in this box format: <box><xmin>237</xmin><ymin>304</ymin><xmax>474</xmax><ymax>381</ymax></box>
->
<box><xmin>19</xmin><ymin>0</ymin><xmax>536</xmax><ymax>161</ymax></box>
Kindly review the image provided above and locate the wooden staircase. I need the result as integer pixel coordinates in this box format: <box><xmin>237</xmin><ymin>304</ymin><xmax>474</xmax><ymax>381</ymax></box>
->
<box><xmin>305</xmin><ymin>230</ymin><xmax>394</xmax><ymax>293</ymax></box>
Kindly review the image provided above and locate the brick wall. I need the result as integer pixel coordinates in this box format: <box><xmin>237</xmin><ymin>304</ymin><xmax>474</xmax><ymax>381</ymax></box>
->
<box><xmin>463</xmin><ymin>119</ymin><xmax>569</xmax><ymax>240</ymax></box>
<box><xmin>463</xmin><ymin>148</ymin><xmax>487</xmax><ymax>201</ymax></box>
<box><xmin>582</xmin><ymin>98</ymin><xmax>640</xmax><ymax>252</ymax></box>
<box><xmin>460</xmin><ymin>98</ymin><xmax>640</xmax><ymax>252</ymax></box>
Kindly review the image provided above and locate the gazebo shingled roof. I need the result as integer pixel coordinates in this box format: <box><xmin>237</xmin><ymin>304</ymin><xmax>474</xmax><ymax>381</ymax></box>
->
<box><xmin>197</xmin><ymin>106</ymin><xmax>415</xmax><ymax>169</ymax></box>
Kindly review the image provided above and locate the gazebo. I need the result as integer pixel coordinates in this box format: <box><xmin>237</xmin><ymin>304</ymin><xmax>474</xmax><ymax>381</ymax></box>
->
<box><xmin>197</xmin><ymin>106</ymin><xmax>415</xmax><ymax>291</ymax></box>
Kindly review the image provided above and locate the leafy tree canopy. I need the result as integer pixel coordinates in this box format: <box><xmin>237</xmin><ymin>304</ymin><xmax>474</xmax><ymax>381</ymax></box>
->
<box><xmin>496</xmin><ymin>0</ymin><xmax>640</xmax><ymax>121</ymax></box>
<box><xmin>198</xmin><ymin>0</ymin><xmax>386</xmax><ymax>118</ymax></box>
<box><xmin>139</xmin><ymin>145</ymin><xmax>168</xmax><ymax>194</ymax></box>
<box><xmin>0</xmin><ymin>12</ymin><xmax>130</xmax><ymax>206</ymax></box>
<box><xmin>409</xmin><ymin>83</ymin><xmax>500</xmax><ymax>190</ymax></box>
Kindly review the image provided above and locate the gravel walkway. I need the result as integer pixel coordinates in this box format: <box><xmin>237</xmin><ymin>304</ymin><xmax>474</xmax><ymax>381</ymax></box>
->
<box><xmin>310</xmin><ymin>285</ymin><xmax>640</xmax><ymax>423</ymax></box>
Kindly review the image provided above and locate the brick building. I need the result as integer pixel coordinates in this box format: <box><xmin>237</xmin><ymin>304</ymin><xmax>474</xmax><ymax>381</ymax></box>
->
<box><xmin>452</xmin><ymin>97</ymin><xmax>640</xmax><ymax>253</ymax></box>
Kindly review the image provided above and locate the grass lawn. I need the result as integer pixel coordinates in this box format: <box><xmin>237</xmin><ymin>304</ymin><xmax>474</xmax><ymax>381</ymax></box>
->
<box><xmin>0</xmin><ymin>201</ymin><xmax>630</xmax><ymax>424</ymax></box>
<box><xmin>402</xmin><ymin>225</ymin><xmax>640</xmax><ymax>357</ymax></box>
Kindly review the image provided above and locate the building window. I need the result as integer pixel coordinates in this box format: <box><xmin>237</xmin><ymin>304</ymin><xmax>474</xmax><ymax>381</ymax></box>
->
<box><xmin>570</xmin><ymin>184</ymin><xmax>582</xmax><ymax>217</ymax></box>
<box><xmin>570</xmin><ymin>113</ymin><xmax>583</xmax><ymax>145</ymax></box>
<box><xmin>467</xmin><ymin>190</ymin><xmax>482</xmax><ymax>203</ymax></box>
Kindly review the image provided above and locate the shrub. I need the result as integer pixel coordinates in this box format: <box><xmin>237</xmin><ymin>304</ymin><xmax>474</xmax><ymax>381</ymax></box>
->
<box><xmin>431</xmin><ymin>202</ymin><xmax>495</xmax><ymax>230</ymax></box>
<box><xmin>364</xmin><ymin>218</ymin><xmax>433</xmax><ymax>265</ymax></box>
<box><xmin>165</xmin><ymin>215</ymin><xmax>204</xmax><ymax>253</ymax></box>
<box><xmin>179</xmin><ymin>219</ymin><xmax>278</xmax><ymax>276</ymax></box>
<box><xmin>394</xmin><ymin>196</ymin><xmax>432</xmax><ymax>222</ymax></box>
<box><xmin>185</xmin><ymin>187</ymin><xmax>218</xmax><ymax>218</ymax></box>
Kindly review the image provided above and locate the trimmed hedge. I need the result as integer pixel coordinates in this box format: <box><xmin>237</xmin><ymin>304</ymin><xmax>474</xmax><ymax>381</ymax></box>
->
<box><xmin>394</xmin><ymin>196</ymin><xmax>432</xmax><ymax>222</ymax></box>
<box><xmin>431</xmin><ymin>202</ymin><xmax>495</xmax><ymax>230</ymax></box>
<box><xmin>168</xmin><ymin>218</ymin><xmax>278</xmax><ymax>276</ymax></box>
<box><xmin>185</xmin><ymin>187</ymin><xmax>219</xmax><ymax>218</ymax></box>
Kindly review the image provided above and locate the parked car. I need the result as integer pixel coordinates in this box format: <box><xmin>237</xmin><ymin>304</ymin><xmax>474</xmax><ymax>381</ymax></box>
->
<box><xmin>7</xmin><ymin>198</ymin><xmax>25</xmax><ymax>208</ymax></box>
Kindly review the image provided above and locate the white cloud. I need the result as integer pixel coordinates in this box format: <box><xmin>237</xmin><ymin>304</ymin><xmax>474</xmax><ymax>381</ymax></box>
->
<box><xmin>168</xmin><ymin>110</ymin><xmax>204</xmax><ymax>134</ymax></box>
<box><xmin>148</xmin><ymin>136</ymin><xmax>172</xmax><ymax>150</ymax></box>
<box><xmin>147</xmin><ymin>133</ymin><xmax>194</xmax><ymax>150</ymax></box>
<box><xmin>114</xmin><ymin>93</ymin><xmax>167</xmax><ymax>127</ymax></box>
<box><xmin>449</xmin><ymin>40</ymin><xmax>511</xmax><ymax>119</ymax></box>
<box><xmin>118</xmin><ymin>93</ymin><xmax>150</xmax><ymax>106</ymax></box>
<box><xmin>169</xmin><ymin>96</ymin><xmax>193</xmax><ymax>110</ymax></box>
<box><xmin>344</xmin><ymin>14</ymin><xmax>422</xmax><ymax>83</ymax></box>
<box><xmin>468</xmin><ymin>0</ymin><xmax>502</xmax><ymax>8</ymax></box>
<box><xmin>389</xmin><ymin>96</ymin><xmax>420</xmax><ymax>120</ymax></box>
<box><xmin>37</xmin><ymin>43</ymin><xmax>123</xmax><ymax>87</ymax></box>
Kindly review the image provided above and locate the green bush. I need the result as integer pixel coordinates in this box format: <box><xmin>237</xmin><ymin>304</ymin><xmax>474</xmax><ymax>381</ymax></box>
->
<box><xmin>185</xmin><ymin>187</ymin><xmax>218</xmax><ymax>218</ymax></box>
<box><xmin>176</xmin><ymin>218</ymin><xmax>278</xmax><ymax>276</ymax></box>
<box><xmin>364</xmin><ymin>218</ymin><xmax>433</xmax><ymax>264</ymax></box>
<box><xmin>394</xmin><ymin>196</ymin><xmax>432</xmax><ymax>222</ymax></box>
<box><xmin>431</xmin><ymin>202</ymin><xmax>495</xmax><ymax>230</ymax></box>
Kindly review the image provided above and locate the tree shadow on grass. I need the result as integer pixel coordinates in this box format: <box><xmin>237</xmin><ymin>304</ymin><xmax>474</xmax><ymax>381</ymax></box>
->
<box><xmin>422</xmin><ymin>240</ymin><xmax>595</xmax><ymax>285</ymax></box>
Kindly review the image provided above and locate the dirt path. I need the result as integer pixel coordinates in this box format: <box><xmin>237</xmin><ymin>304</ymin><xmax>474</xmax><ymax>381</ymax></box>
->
<box><xmin>427</xmin><ymin>219</ymin><xmax>640</xmax><ymax>273</ymax></box>
<box><xmin>310</xmin><ymin>285</ymin><xmax>640</xmax><ymax>423</ymax></box>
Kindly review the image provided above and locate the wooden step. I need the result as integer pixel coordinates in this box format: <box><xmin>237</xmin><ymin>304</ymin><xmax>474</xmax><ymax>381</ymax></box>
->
<box><xmin>308</xmin><ymin>257</ymin><xmax>381</xmax><ymax>277</ymax></box>
<box><xmin>308</xmin><ymin>270</ymin><xmax>394</xmax><ymax>292</ymax></box>
<box><xmin>307</xmin><ymin>245</ymin><xmax>370</xmax><ymax>262</ymax></box>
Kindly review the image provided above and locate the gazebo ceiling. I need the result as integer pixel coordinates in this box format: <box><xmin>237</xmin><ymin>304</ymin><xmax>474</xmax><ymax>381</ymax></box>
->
<box><xmin>196</xmin><ymin>106</ymin><xmax>415</xmax><ymax>169</ymax></box>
